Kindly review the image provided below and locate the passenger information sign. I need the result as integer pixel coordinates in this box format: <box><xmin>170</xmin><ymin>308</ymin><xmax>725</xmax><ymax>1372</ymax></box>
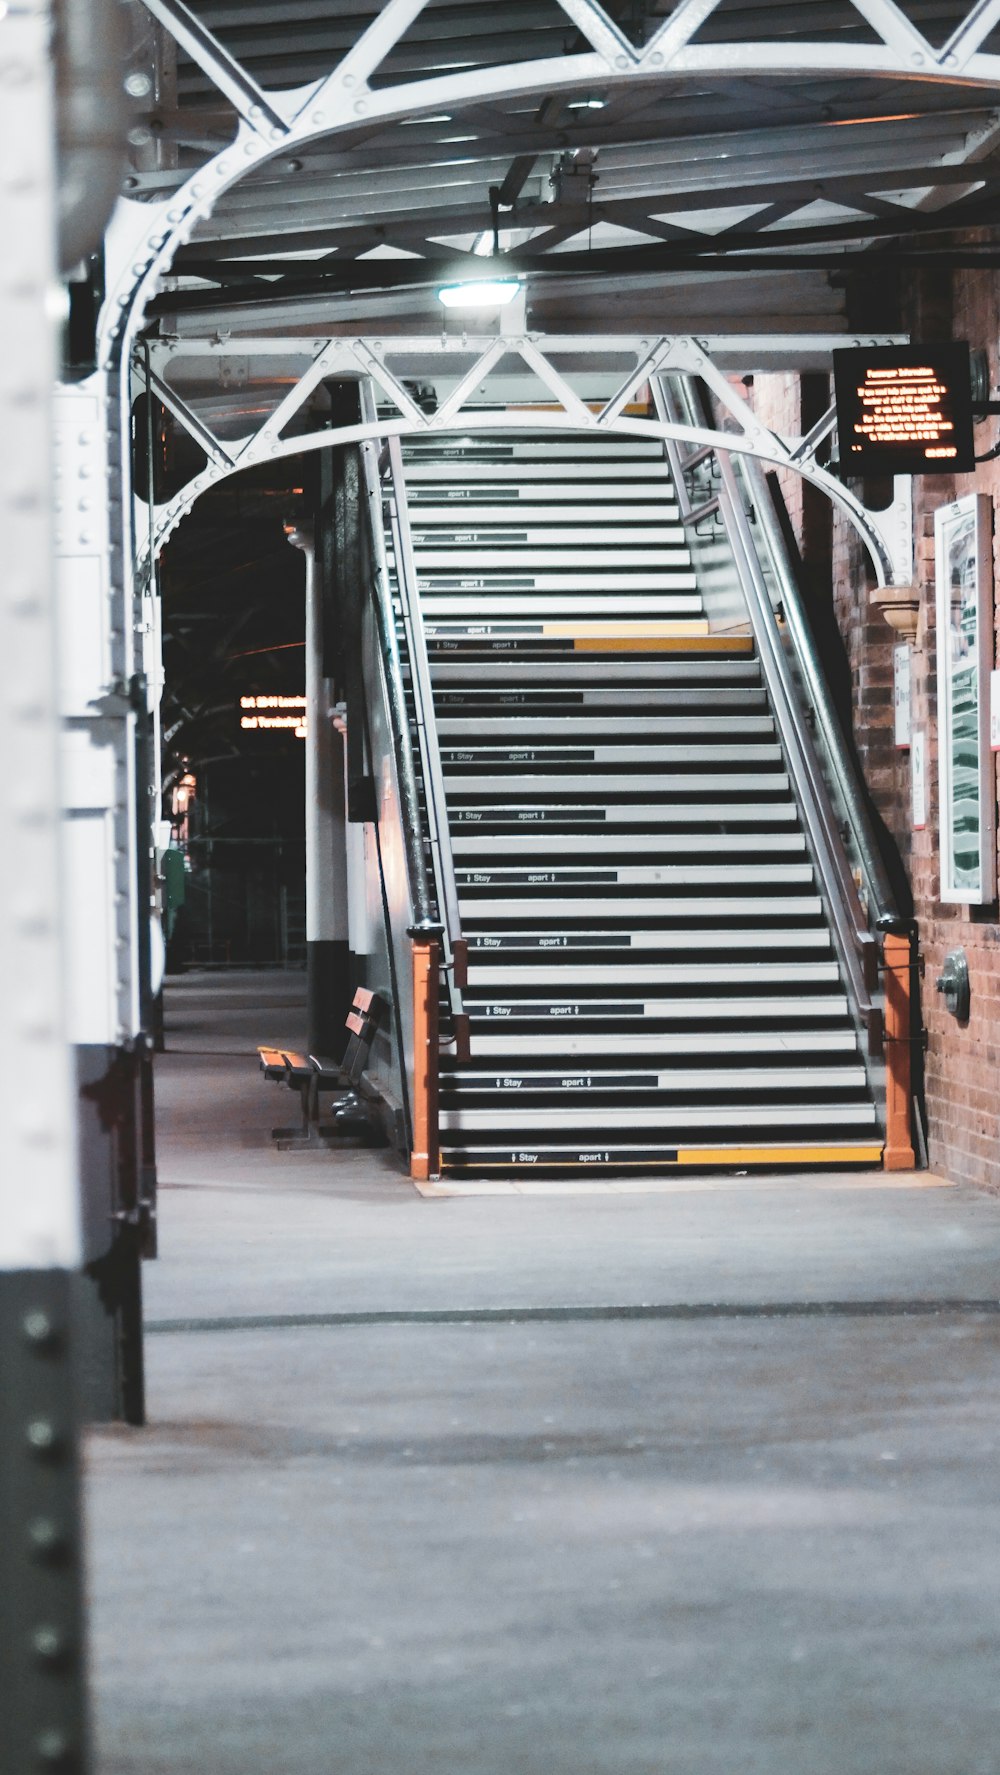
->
<box><xmin>239</xmin><ymin>692</ymin><xmax>306</xmax><ymax>738</ymax></box>
<box><xmin>833</xmin><ymin>342</ymin><xmax>974</xmax><ymax>475</ymax></box>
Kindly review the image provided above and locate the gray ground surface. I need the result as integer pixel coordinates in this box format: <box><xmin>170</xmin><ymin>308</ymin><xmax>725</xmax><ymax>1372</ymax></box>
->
<box><xmin>85</xmin><ymin>971</ymin><xmax>1000</xmax><ymax>1774</ymax></box>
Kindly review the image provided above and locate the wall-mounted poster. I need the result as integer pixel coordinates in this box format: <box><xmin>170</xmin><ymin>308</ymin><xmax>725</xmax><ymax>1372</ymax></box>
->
<box><xmin>934</xmin><ymin>494</ymin><xmax>996</xmax><ymax>902</ymax></box>
<box><xmin>911</xmin><ymin>729</ymin><xmax>926</xmax><ymax>830</ymax></box>
<box><xmin>893</xmin><ymin>643</ymin><xmax>911</xmax><ymax>749</ymax></box>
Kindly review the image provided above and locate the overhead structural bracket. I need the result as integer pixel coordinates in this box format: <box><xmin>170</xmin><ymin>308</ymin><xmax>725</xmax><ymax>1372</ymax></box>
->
<box><xmin>138</xmin><ymin>331</ymin><xmax>912</xmax><ymax>585</ymax></box>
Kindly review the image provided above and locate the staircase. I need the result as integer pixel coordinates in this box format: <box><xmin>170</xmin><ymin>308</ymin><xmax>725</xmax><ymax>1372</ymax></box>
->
<box><xmin>394</xmin><ymin>431</ymin><xmax>883</xmax><ymax>1175</ymax></box>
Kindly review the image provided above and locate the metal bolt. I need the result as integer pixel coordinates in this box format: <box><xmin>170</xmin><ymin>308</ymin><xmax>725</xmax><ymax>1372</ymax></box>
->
<box><xmin>124</xmin><ymin>70</ymin><xmax>152</xmax><ymax>98</ymax></box>
<box><xmin>27</xmin><ymin>1518</ymin><xmax>66</xmax><ymax>1562</ymax></box>
<box><xmin>26</xmin><ymin>1419</ymin><xmax>58</xmax><ymax>1456</ymax></box>
<box><xmin>32</xmin><ymin>1625</ymin><xmax>66</xmax><ymax>1665</ymax></box>
<box><xmin>22</xmin><ymin>1309</ymin><xmax>56</xmax><ymax>1347</ymax></box>
<box><xmin>34</xmin><ymin>1729</ymin><xmax>73</xmax><ymax>1767</ymax></box>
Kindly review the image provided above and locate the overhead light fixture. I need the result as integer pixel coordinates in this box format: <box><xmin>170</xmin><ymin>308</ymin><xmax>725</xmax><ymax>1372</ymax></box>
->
<box><xmin>437</xmin><ymin>279</ymin><xmax>523</xmax><ymax>309</ymax></box>
<box><xmin>567</xmin><ymin>93</ymin><xmax>607</xmax><ymax>110</ymax></box>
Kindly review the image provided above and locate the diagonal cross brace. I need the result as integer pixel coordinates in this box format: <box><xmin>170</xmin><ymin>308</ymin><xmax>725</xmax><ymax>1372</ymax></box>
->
<box><xmin>140</xmin><ymin>0</ymin><xmax>291</xmax><ymax>136</ymax></box>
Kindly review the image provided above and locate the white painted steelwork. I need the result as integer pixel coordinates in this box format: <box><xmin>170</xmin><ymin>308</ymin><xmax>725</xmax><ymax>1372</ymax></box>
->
<box><xmin>0</xmin><ymin>6</ymin><xmax>79</xmax><ymax>1268</ymax></box>
<box><xmin>55</xmin><ymin>382</ymin><xmax>142</xmax><ymax>1047</ymax></box>
<box><xmin>101</xmin><ymin>0</ymin><xmax>1000</xmax><ymax>378</ymax></box>
<box><xmin>135</xmin><ymin>333</ymin><xmax>912</xmax><ymax>582</ymax></box>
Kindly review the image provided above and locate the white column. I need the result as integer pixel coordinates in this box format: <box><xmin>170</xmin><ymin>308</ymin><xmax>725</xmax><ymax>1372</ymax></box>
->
<box><xmin>0</xmin><ymin>10</ymin><xmax>91</xmax><ymax>1771</ymax></box>
<box><xmin>300</xmin><ymin>525</ymin><xmax>348</xmax><ymax>945</ymax></box>
<box><xmin>0</xmin><ymin>8</ymin><xmax>79</xmax><ymax>1272</ymax></box>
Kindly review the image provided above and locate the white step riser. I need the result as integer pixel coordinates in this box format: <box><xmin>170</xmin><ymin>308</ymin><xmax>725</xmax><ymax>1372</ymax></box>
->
<box><xmin>406</xmin><ymin>462</ymin><xmax>674</xmax><ymax>481</ymax></box>
<box><xmin>410</xmin><ymin>523</ymin><xmax>685</xmax><ymax>541</ymax></box>
<box><xmin>446</xmin><ymin>774</ymin><xmax>789</xmax><ymax>795</ymax></box>
<box><xmin>408</xmin><ymin>548</ymin><xmax>693</xmax><ymax>569</ymax></box>
<box><xmin>465</xmin><ymin>930</ymin><xmax>832</xmax><ymax>952</ymax></box>
<box><xmin>418</xmin><ymin>591</ymin><xmax>700</xmax><ymax>611</ymax></box>
<box><xmin>468</xmin><ymin>998</ymin><xmax>850</xmax><ymax>1021</ymax></box>
<box><xmin>467</xmin><ymin>1032</ymin><xmax>861</xmax><ymax>1056</ymax></box>
<box><xmin>437</xmin><ymin>716</ymin><xmax>775</xmax><ymax>737</ymax></box>
<box><xmin>454</xmin><ymin>835</ymin><xmax>806</xmax><ymax>856</ymax></box>
<box><xmin>468</xmin><ymin>963</ymin><xmax>840</xmax><ymax>986</ymax></box>
<box><xmin>446</xmin><ymin>747</ymin><xmax>785</xmax><ymax>769</ymax></box>
<box><xmin>441</xmin><ymin>1105</ymin><xmax>879</xmax><ymax>1132</ymax></box>
<box><xmin>451</xmin><ymin>804</ymin><xmax>796</xmax><ymax>826</ymax></box>
<box><xmin>461</xmin><ymin>896</ymin><xmax>825</xmax><ymax>920</ymax></box>
<box><xmin>443</xmin><ymin>1068</ymin><xmax>867</xmax><ymax>1092</ymax></box>
<box><xmin>458</xmin><ymin>865</ymin><xmax>814</xmax><ymax>885</ymax></box>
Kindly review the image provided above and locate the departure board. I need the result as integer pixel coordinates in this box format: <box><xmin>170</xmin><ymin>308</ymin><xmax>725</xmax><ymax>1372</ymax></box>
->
<box><xmin>833</xmin><ymin>342</ymin><xmax>975</xmax><ymax>475</ymax></box>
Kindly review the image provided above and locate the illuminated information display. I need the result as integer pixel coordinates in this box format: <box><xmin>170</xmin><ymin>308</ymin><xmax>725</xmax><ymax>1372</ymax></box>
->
<box><xmin>239</xmin><ymin>693</ymin><xmax>306</xmax><ymax>739</ymax></box>
<box><xmin>833</xmin><ymin>342</ymin><xmax>974</xmax><ymax>475</ymax></box>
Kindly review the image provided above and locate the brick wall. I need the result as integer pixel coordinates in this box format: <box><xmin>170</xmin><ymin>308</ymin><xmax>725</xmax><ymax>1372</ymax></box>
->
<box><xmin>751</xmin><ymin>282</ymin><xmax>1000</xmax><ymax>1191</ymax></box>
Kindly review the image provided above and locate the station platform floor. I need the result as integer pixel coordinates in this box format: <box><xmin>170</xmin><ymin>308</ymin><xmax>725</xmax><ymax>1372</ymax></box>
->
<box><xmin>85</xmin><ymin>970</ymin><xmax>1000</xmax><ymax>1775</ymax></box>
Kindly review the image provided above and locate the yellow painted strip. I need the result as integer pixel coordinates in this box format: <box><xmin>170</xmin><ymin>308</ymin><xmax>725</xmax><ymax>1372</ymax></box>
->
<box><xmin>573</xmin><ymin>634</ymin><xmax>755</xmax><ymax>654</ymax></box>
<box><xmin>438</xmin><ymin>1145</ymin><xmax>884</xmax><ymax>1172</ymax></box>
<box><xmin>676</xmin><ymin>1144</ymin><xmax>885</xmax><ymax>1167</ymax></box>
<box><xmin>544</xmin><ymin>620</ymin><xmax>710</xmax><ymax>638</ymax></box>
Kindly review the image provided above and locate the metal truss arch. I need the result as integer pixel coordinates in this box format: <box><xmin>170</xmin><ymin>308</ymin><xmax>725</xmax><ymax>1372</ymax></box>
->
<box><xmin>139</xmin><ymin>333</ymin><xmax>907</xmax><ymax>586</ymax></box>
<box><xmin>102</xmin><ymin>0</ymin><xmax>1000</xmax><ymax>369</ymax></box>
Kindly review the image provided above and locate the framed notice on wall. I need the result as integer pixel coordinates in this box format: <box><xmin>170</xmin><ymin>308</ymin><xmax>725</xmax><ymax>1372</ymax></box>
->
<box><xmin>934</xmin><ymin>494</ymin><xmax>996</xmax><ymax>902</ymax></box>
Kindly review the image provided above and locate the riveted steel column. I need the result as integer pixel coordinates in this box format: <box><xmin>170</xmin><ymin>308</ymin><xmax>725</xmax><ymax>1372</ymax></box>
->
<box><xmin>55</xmin><ymin>373</ymin><xmax>147</xmax><ymax>1426</ymax></box>
<box><xmin>289</xmin><ymin>519</ymin><xmax>352</xmax><ymax>1059</ymax></box>
<box><xmin>0</xmin><ymin>4</ymin><xmax>91</xmax><ymax>1768</ymax></box>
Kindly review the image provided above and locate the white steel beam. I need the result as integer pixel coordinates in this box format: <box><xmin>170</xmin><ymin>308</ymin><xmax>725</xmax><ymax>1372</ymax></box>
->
<box><xmin>137</xmin><ymin>333</ymin><xmax>910</xmax><ymax>585</ymax></box>
<box><xmin>100</xmin><ymin>0</ymin><xmax>1000</xmax><ymax>376</ymax></box>
<box><xmin>55</xmin><ymin>380</ymin><xmax>142</xmax><ymax>1050</ymax></box>
<box><xmin>0</xmin><ymin>5</ymin><xmax>79</xmax><ymax>1271</ymax></box>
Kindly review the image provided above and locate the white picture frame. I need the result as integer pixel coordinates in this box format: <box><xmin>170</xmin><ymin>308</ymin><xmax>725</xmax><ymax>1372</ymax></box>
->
<box><xmin>934</xmin><ymin>493</ymin><xmax>996</xmax><ymax>902</ymax></box>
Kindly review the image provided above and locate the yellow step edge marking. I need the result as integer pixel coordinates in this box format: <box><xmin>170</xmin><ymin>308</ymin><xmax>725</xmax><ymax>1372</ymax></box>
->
<box><xmin>440</xmin><ymin>1145</ymin><xmax>884</xmax><ymax>1171</ymax></box>
<box><xmin>573</xmin><ymin>635</ymin><xmax>755</xmax><ymax>654</ymax></box>
<box><xmin>676</xmin><ymin>1145</ymin><xmax>885</xmax><ymax>1167</ymax></box>
<box><xmin>545</xmin><ymin>620</ymin><xmax>710</xmax><ymax>638</ymax></box>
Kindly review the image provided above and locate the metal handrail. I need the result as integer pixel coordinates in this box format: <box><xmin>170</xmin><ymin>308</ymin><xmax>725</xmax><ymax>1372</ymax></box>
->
<box><xmin>384</xmin><ymin>438</ymin><xmax>468</xmax><ymax>1032</ymax></box>
<box><xmin>655</xmin><ymin>374</ymin><xmax>882</xmax><ymax>1053</ymax></box>
<box><xmin>357</xmin><ymin>435</ymin><xmax>438</xmax><ymax>936</ymax></box>
<box><xmin>737</xmin><ymin>454</ymin><xmax>906</xmax><ymax>934</ymax></box>
<box><xmin>658</xmin><ymin>371</ymin><xmax>905</xmax><ymax>934</ymax></box>
<box><xmin>715</xmin><ymin>453</ymin><xmax>880</xmax><ymax>1049</ymax></box>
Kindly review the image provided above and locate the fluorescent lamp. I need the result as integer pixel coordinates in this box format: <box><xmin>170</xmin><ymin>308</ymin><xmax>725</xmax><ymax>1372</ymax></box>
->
<box><xmin>437</xmin><ymin>279</ymin><xmax>523</xmax><ymax>309</ymax></box>
<box><xmin>567</xmin><ymin>93</ymin><xmax>607</xmax><ymax>109</ymax></box>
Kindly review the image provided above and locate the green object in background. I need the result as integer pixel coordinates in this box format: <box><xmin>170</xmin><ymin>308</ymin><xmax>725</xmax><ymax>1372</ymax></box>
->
<box><xmin>162</xmin><ymin>847</ymin><xmax>187</xmax><ymax>941</ymax></box>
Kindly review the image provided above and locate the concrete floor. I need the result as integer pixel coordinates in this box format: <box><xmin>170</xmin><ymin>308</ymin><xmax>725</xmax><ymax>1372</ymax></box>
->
<box><xmin>85</xmin><ymin>971</ymin><xmax>1000</xmax><ymax>1774</ymax></box>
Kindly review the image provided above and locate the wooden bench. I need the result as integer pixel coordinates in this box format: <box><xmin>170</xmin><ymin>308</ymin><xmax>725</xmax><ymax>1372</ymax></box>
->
<box><xmin>258</xmin><ymin>989</ymin><xmax>388</xmax><ymax>1149</ymax></box>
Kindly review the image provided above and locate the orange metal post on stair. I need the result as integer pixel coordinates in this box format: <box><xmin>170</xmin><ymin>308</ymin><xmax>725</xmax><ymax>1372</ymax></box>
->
<box><xmin>410</xmin><ymin>935</ymin><xmax>440</xmax><ymax>1182</ymax></box>
<box><xmin>882</xmin><ymin>931</ymin><xmax>916</xmax><ymax>1171</ymax></box>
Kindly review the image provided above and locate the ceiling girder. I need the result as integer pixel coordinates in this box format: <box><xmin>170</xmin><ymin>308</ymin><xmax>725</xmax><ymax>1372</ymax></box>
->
<box><xmin>136</xmin><ymin>331</ymin><xmax>910</xmax><ymax>585</ymax></box>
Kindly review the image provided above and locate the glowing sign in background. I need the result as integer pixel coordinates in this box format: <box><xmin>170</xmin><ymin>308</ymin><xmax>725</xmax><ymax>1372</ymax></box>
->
<box><xmin>833</xmin><ymin>343</ymin><xmax>974</xmax><ymax>475</ymax></box>
<box><xmin>239</xmin><ymin>693</ymin><xmax>306</xmax><ymax>739</ymax></box>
